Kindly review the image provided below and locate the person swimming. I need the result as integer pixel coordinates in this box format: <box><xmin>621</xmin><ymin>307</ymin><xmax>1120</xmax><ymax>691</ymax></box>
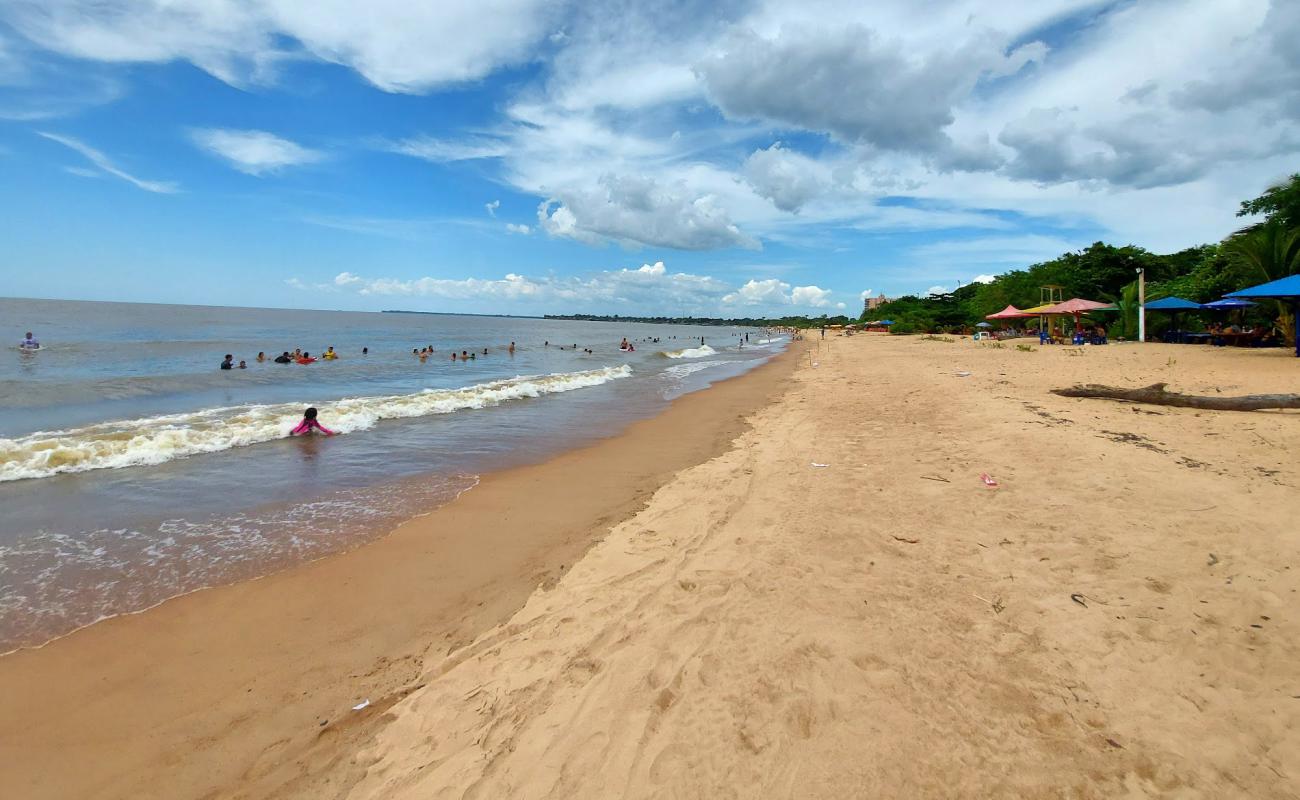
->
<box><xmin>290</xmin><ymin>407</ymin><xmax>335</xmax><ymax>436</ymax></box>
<box><xmin>508</xmin><ymin>341</ymin><xmax>516</xmax><ymax>354</ymax></box>
<box><xmin>220</xmin><ymin>354</ymin><xmax>234</xmax><ymax>370</ymax></box>
<box><xmin>297</xmin><ymin>352</ymin><xmax>316</xmax><ymax>364</ymax></box>
<box><xmin>18</xmin><ymin>331</ymin><xmax>39</xmax><ymax>350</ymax></box>
<box><xmin>238</xmin><ymin>360</ymin><xmax>247</xmax><ymax>368</ymax></box>
<box><xmin>274</xmin><ymin>351</ymin><xmax>292</xmax><ymax>363</ymax></box>
<box><xmin>362</xmin><ymin>346</ymin><xmax>369</xmax><ymax>355</ymax></box>
<box><xmin>323</xmin><ymin>347</ymin><xmax>337</xmax><ymax>360</ymax></box>
<box><xmin>256</xmin><ymin>351</ymin><xmax>266</xmax><ymax>362</ymax></box>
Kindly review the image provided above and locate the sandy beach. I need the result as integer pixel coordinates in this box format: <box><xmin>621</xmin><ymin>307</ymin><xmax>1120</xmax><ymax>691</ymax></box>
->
<box><xmin>5</xmin><ymin>334</ymin><xmax>1299</xmax><ymax>798</ymax></box>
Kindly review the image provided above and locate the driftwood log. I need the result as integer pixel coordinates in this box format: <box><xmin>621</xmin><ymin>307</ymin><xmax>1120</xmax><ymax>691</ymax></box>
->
<box><xmin>1052</xmin><ymin>382</ymin><xmax>1300</xmax><ymax>412</ymax></box>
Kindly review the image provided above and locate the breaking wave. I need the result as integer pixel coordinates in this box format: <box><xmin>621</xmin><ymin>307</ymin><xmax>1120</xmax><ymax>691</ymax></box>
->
<box><xmin>660</xmin><ymin>345</ymin><xmax>717</xmax><ymax>359</ymax></box>
<box><xmin>0</xmin><ymin>366</ymin><xmax>632</xmax><ymax>482</ymax></box>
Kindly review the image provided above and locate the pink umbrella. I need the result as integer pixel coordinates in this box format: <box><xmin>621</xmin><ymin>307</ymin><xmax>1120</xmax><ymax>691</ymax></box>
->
<box><xmin>985</xmin><ymin>304</ymin><xmax>1032</xmax><ymax>319</ymax></box>
<box><xmin>1039</xmin><ymin>298</ymin><xmax>1115</xmax><ymax>329</ymax></box>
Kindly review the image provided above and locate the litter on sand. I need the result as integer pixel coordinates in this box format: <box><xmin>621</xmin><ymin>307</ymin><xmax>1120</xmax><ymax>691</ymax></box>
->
<box><xmin>811</xmin><ymin>462</ymin><xmax>830</xmax><ymax>468</ymax></box>
<box><xmin>979</xmin><ymin>473</ymin><xmax>999</xmax><ymax>487</ymax></box>
<box><xmin>352</xmin><ymin>699</ymin><xmax>371</xmax><ymax>711</ymax></box>
<box><xmin>955</xmin><ymin>371</ymin><xmax>972</xmax><ymax>377</ymax></box>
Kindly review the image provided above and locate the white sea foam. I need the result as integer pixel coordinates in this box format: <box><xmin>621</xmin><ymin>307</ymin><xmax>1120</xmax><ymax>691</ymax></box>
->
<box><xmin>0</xmin><ymin>366</ymin><xmax>632</xmax><ymax>482</ymax></box>
<box><xmin>662</xmin><ymin>360</ymin><xmax>726</xmax><ymax>379</ymax></box>
<box><xmin>661</xmin><ymin>344</ymin><xmax>717</xmax><ymax>359</ymax></box>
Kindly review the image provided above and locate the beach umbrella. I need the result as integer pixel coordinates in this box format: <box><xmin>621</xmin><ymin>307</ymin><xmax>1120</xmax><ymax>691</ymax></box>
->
<box><xmin>1143</xmin><ymin>296</ymin><xmax>1203</xmax><ymax>337</ymax></box>
<box><xmin>1202</xmin><ymin>298</ymin><xmax>1256</xmax><ymax>309</ymax></box>
<box><xmin>985</xmin><ymin>304</ymin><xmax>1031</xmax><ymax>319</ymax></box>
<box><xmin>1037</xmin><ymin>297</ymin><xmax>1114</xmax><ymax>332</ymax></box>
<box><xmin>1144</xmin><ymin>296</ymin><xmax>1203</xmax><ymax>311</ymax></box>
<box><xmin>1227</xmin><ymin>274</ymin><xmax>1300</xmax><ymax>357</ymax></box>
<box><xmin>975</xmin><ymin>321</ymin><xmax>992</xmax><ymax>328</ymax></box>
<box><xmin>878</xmin><ymin>319</ymin><xmax>894</xmax><ymax>326</ymax></box>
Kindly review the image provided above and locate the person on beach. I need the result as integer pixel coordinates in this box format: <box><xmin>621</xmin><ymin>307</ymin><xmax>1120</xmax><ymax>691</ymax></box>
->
<box><xmin>256</xmin><ymin>351</ymin><xmax>266</xmax><ymax>362</ymax></box>
<box><xmin>297</xmin><ymin>352</ymin><xmax>316</xmax><ymax>364</ymax></box>
<box><xmin>220</xmin><ymin>354</ymin><xmax>234</xmax><ymax>370</ymax></box>
<box><xmin>19</xmin><ymin>331</ymin><xmax>39</xmax><ymax>349</ymax></box>
<box><xmin>290</xmin><ymin>407</ymin><xmax>335</xmax><ymax>436</ymax></box>
<box><xmin>274</xmin><ymin>351</ymin><xmax>292</xmax><ymax>364</ymax></box>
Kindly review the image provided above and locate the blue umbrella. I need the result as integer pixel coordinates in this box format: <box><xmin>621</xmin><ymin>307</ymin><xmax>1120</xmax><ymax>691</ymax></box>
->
<box><xmin>1144</xmin><ymin>296</ymin><xmax>1203</xmax><ymax>310</ymax></box>
<box><xmin>975</xmin><ymin>321</ymin><xmax>992</xmax><ymax>328</ymax></box>
<box><xmin>1227</xmin><ymin>274</ymin><xmax>1300</xmax><ymax>357</ymax></box>
<box><xmin>1203</xmin><ymin>298</ymin><xmax>1257</xmax><ymax>309</ymax></box>
<box><xmin>878</xmin><ymin>319</ymin><xmax>894</xmax><ymax>326</ymax></box>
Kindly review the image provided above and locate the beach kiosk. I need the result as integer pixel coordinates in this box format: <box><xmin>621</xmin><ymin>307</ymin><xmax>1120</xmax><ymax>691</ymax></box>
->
<box><xmin>1227</xmin><ymin>274</ymin><xmax>1300</xmax><ymax>357</ymax></box>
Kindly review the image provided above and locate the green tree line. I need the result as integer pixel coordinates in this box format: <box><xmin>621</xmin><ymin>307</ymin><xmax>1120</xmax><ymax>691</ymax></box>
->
<box><xmin>864</xmin><ymin>175</ymin><xmax>1300</xmax><ymax>339</ymax></box>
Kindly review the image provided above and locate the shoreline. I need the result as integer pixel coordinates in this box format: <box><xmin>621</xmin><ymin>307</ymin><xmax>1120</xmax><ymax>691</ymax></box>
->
<box><xmin>0</xmin><ymin>346</ymin><xmax>798</xmax><ymax>800</ymax></box>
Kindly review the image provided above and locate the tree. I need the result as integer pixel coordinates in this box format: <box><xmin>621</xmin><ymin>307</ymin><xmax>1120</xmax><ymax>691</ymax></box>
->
<box><xmin>1238</xmin><ymin>173</ymin><xmax>1300</xmax><ymax>230</ymax></box>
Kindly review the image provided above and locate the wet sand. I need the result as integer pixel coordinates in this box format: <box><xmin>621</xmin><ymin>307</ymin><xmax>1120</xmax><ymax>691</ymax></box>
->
<box><xmin>0</xmin><ymin>348</ymin><xmax>797</xmax><ymax>800</ymax></box>
<box><xmin>347</xmin><ymin>334</ymin><xmax>1300</xmax><ymax>799</ymax></box>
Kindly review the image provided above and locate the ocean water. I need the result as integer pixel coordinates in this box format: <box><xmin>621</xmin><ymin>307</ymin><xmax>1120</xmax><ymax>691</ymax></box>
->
<box><xmin>0</xmin><ymin>298</ymin><xmax>784</xmax><ymax>652</ymax></box>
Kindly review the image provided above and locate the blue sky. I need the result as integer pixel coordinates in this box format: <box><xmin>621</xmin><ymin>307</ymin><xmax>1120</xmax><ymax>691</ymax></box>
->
<box><xmin>1</xmin><ymin>0</ymin><xmax>1297</xmax><ymax>316</ymax></box>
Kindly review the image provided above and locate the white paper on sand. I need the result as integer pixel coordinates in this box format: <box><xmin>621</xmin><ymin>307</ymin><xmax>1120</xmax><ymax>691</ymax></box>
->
<box><xmin>811</xmin><ymin>462</ymin><xmax>830</xmax><ymax>468</ymax></box>
<box><xmin>352</xmin><ymin>699</ymin><xmax>371</xmax><ymax>711</ymax></box>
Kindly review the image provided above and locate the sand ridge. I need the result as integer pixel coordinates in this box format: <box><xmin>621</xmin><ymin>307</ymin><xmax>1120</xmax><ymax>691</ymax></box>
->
<box><xmin>349</xmin><ymin>335</ymin><xmax>1300</xmax><ymax>799</ymax></box>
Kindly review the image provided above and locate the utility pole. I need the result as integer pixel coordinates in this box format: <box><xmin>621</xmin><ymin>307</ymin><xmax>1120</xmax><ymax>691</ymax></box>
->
<box><xmin>1137</xmin><ymin>267</ymin><xmax>1146</xmax><ymax>343</ymax></box>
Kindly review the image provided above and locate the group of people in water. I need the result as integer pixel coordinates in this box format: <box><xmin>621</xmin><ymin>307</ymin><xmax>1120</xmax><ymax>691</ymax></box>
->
<box><xmin>221</xmin><ymin>346</ymin><xmax>363</xmax><ymax>369</ymax></box>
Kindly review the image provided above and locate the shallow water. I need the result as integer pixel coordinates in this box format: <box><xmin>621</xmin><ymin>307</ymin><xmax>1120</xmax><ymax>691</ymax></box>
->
<box><xmin>0</xmin><ymin>298</ymin><xmax>782</xmax><ymax>652</ymax></box>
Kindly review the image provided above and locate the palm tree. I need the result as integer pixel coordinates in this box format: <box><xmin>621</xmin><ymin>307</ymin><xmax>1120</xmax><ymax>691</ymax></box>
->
<box><xmin>1222</xmin><ymin>221</ymin><xmax>1300</xmax><ymax>340</ymax></box>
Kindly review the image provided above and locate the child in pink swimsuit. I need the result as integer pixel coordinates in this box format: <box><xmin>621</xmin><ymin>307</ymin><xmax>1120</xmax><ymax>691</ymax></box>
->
<box><xmin>290</xmin><ymin>407</ymin><xmax>335</xmax><ymax>436</ymax></box>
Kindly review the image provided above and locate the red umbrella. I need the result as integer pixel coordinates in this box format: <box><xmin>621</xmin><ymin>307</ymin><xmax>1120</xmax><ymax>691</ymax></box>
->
<box><xmin>985</xmin><ymin>304</ymin><xmax>1032</xmax><ymax>320</ymax></box>
<box><xmin>1039</xmin><ymin>298</ymin><xmax>1114</xmax><ymax>329</ymax></box>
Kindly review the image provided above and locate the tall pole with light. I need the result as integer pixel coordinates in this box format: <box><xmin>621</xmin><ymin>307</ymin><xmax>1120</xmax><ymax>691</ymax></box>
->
<box><xmin>1136</xmin><ymin>267</ymin><xmax>1146</xmax><ymax>343</ymax></box>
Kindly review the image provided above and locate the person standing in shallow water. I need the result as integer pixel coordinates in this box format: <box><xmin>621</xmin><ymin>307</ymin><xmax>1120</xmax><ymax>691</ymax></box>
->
<box><xmin>220</xmin><ymin>354</ymin><xmax>234</xmax><ymax>370</ymax></box>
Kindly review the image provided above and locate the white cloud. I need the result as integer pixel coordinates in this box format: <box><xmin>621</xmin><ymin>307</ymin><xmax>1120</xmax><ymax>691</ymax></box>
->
<box><xmin>926</xmin><ymin>285</ymin><xmax>951</xmax><ymax>296</ymax></box>
<box><xmin>287</xmin><ymin>260</ymin><xmax>841</xmax><ymax>315</ymax></box>
<box><xmin>860</xmin><ymin>289</ymin><xmax>873</xmax><ymax>299</ymax></box>
<box><xmin>63</xmin><ymin>165</ymin><xmax>100</xmax><ymax>178</ymax></box>
<box><xmin>37</xmin><ymin>131</ymin><xmax>178</xmax><ymax>193</ymax></box>
<box><xmin>742</xmin><ymin>142</ymin><xmax>828</xmax><ymax>213</ymax></box>
<box><xmin>722</xmin><ymin>278</ymin><xmax>840</xmax><ymax>309</ymax></box>
<box><xmin>390</xmin><ymin>135</ymin><xmax>511</xmax><ymax>162</ymax></box>
<box><xmin>537</xmin><ymin>174</ymin><xmax>759</xmax><ymax>251</ymax></box>
<box><xmin>972</xmin><ymin>273</ymin><xmax>997</xmax><ymax>284</ymax></box>
<box><xmin>485</xmin><ymin>199</ymin><xmax>500</xmax><ymax>217</ymax></box>
<box><xmin>190</xmin><ymin>128</ymin><xmax>322</xmax><ymax>175</ymax></box>
<box><xmin>505</xmin><ymin>222</ymin><xmax>531</xmax><ymax>234</ymax></box>
<box><xmin>3</xmin><ymin>0</ymin><xmax>558</xmax><ymax>92</ymax></box>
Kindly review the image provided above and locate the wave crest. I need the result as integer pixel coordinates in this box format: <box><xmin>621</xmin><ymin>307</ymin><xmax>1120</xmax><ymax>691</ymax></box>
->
<box><xmin>660</xmin><ymin>345</ymin><xmax>717</xmax><ymax>359</ymax></box>
<box><xmin>0</xmin><ymin>366</ymin><xmax>632</xmax><ymax>482</ymax></box>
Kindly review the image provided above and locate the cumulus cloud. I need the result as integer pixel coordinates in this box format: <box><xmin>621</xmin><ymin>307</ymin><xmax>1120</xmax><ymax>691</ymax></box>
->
<box><xmin>537</xmin><ymin>174</ymin><xmax>759</xmax><ymax>250</ymax></box>
<box><xmin>697</xmin><ymin>23</ymin><xmax>1045</xmax><ymax>153</ymax></box>
<box><xmin>190</xmin><ymin>128</ymin><xmax>323</xmax><ymax>175</ymax></box>
<box><xmin>742</xmin><ymin>142</ymin><xmax>827</xmax><ymax>213</ymax></box>
<box><xmin>2</xmin><ymin>0</ymin><xmax>558</xmax><ymax>92</ymax></box>
<box><xmin>289</xmin><ymin>260</ymin><xmax>842</xmax><ymax>314</ymax></box>
<box><xmin>722</xmin><ymin>278</ymin><xmax>839</xmax><ymax>309</ymax></box>
<box><xmin>505</xmin><ymin>222</ymin><xmax>531</xmax><ymax>234</ymax></box>
<box><xmin>37</xmin><ymin>131</ymin><xmax>178</xmax><ymax>193</ymax></box>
